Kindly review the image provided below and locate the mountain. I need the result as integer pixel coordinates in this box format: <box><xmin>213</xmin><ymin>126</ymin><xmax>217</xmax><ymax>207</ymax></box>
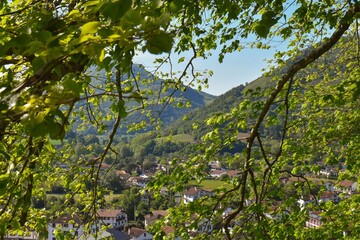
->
<box><xmin>73</xmin><ymin>64</ymin><xmax>216</xmax><ymax>136</ymax></box>
<box><xmin>164</xmin><ymin>42</ymin><xmax>344</xmax><ymax>139</ymax></box>
<box><xmin>164</xmin><ymin>74</ymin><xmax>273</xmax><ymax>138</ymax></box>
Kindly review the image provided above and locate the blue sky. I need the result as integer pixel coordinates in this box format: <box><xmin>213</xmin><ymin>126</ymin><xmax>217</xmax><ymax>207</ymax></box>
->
<box><xmin>134</xmin><ymin>48</ymin><xmax>276</xmax><ymax>96</ymax></box>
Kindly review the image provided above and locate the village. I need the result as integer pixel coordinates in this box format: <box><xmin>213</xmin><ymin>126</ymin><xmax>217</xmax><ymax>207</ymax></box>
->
<box><xmin>5</xmin><ymin>160</ymin><xmax>358</xmax><ymax>240</ymax></box>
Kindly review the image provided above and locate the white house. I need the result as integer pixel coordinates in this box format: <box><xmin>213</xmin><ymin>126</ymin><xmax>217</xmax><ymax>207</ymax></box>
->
<box><xmin>196</xmin><ymin>218</ymin><xmax>213</xmax><ymax>233</ymax></box>
<box><xmin>184</xmin><ymin>215</ymin><xmax>214</xmax><ymax>238</ymax></box>
<box><xmin>319</xmin><ymin>167</ymin><xmax>338</xmax><ymax>178</ymax></box>
<box><xmin>5</xmin><ymin>229</ymin><xmax>38</xmax><ymax>240</ymax></box>
<box><xmin>128</xmin><ymin>177</ymin><xmax>150</xmax><ymax>188</ymax></box>
<box><xmin>319</xmin><ymin>191</ymin><xmax>340</xmax><ymax>203</ymax></box>
<box><xmin>48</xmin><ymin>214</ymin><xmax>84</xmax><ymax>240</ymax></box>
<box><xmin>306</xmin><ymin>211</ymin><xmax>322</xmax><ymax>228</ymax></box>
<box><xmin>94</xmin><ymin>209</ymin><xmax>127</xmax><ymax>231</ymax></box>
<box><xmin>183</xmin><ymin>187</ymin><xmax>213</xmax><ymax>204</ymax></box>
<box><xmin>128</xmin><ymin>227</ymin><xmax>153</xmax><ymax>240</ymax></box>
<box><xmin>210</xmin><ymin>169</ymin><xmax>227</xmax><ymax>178</ymax></box>
<box><xmin>144</xmin><ymin>210</ymin><xmax>167</xmax><ymax>228</ymax></box>
<box><xmin>335</xmin><ymin>180</ymin><xmax>358</xmax><ymax>194</ymax></box>
<box><xmin>297</xmin><ymin>195</ymin><xmax>315</xmax><ymax>210</ymax></box>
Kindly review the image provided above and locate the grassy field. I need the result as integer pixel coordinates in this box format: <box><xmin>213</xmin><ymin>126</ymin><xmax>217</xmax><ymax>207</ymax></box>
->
<box><xmin>157</xmin><ymin>134</ymin><xmax>194</xmax><ymax>143</ymax></box>
<box><xmin>104</xmin><ymin>194</ymin><xmax>125</xmax><ymax>202</ymax></box>
<box><xmin>188</xmin><ymin>179</ymin><xmax>232</xmax><ymax>190</ymax></box>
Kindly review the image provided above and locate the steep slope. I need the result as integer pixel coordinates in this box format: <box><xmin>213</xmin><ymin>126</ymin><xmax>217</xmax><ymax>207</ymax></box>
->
<box><xmin>165</xmin><ymin>75</ymin><xmax>273</xmax><ymax>138</ymax></box>
<box><xmin>74</xmin><ymin>64</ymin><xmax>216</xmax><ymax>136</ymax></box>
<box><xmin>165</xmin><ymin>42</ymin><xmax>344</xmax><ymax>139</ymax></box>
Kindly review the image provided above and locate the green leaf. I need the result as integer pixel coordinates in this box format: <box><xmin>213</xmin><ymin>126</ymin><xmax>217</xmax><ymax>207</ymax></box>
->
<box><xmin>132</xmin><ymin>91</ymin><xmax>142</xmax><ymax>103</ymax></box>
<box><xmin>122</xmin><ymin>10</ymin><xmax>143</xmax><ymax>26</ymax></box>
<box><xmin>62</xmin><ymin>77</ymin><xmax>82</xmax><ymax>96</ymax></box>
<box><xmin>254</xmin><ymin>23</ymin><xmax>270</xmax><ymax>39</ymax></box>
<box><xmin>254</xmin><ymin>11</ymin><xmax>279</xmax><ymax>38</ymax></box>
<box><xmin>101</xmin><ymin>0</ymin><xmax>132</xmax><ymax>21</ymax></box>
<box><xmin>81</xmin><ymin>21</ymin><xmax>100</xmax><ymax>35</ymax></box>
<box><xmin>45</xmin><ymin>141</ymin><xmax>56</xmax><ymax>153</ymax></box>
<box><xmin>99</xmin><ymin>48</ymin><xmax>105</xmax><ymax>62</ymax></box>
<box><xmin>146</xmin><ymin>31</ymin><xmax>173</xmax><ymax>54</ymax></box>
<box><xmin>49</xmin><ymin>122</ymin><xmax>64</xmax><ymax>140</ymax></box>
<box><xmin>31</xmin><ymin>57</ymin><xmax>46</xmax><ymax>73</ymax></box>
<box><xmin>111</xmin><ymin>99</ymin><xmax>128</xmax><ymax>118</ymax></box>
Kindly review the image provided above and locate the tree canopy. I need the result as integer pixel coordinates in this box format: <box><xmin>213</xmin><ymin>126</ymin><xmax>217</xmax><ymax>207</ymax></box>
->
<box><xmin>1</xmin><ymin>0</ymin><xmax>360</xmax><ymax>239</ymax></box>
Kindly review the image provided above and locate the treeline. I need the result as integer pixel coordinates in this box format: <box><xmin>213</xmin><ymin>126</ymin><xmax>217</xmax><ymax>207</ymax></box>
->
<box><xmin>63</xmin><ymin>132</ymin><xmax>197</xmax><ymax>174</ymax></box>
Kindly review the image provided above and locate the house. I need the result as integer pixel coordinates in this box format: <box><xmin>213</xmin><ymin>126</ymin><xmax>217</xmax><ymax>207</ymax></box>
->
<box><xmin>324</xmin><ymin>182</ymin><xmax>334</xmax><ymax>192</ymax></box>
<box><xmin>174</xmin><ymin>192</ymin><xmax>182</xmax><ymax>205</ymax></box>
<box><xmin>335</xmin><ymin>180</ymin><xmax>358</xmax><ymax>194</ymax></box>
<box><xmin>319</xmin><ymin>191</ymin><xmax>340</xmax><ymax>203</ymax></box>
<box><xmin>297</xmin><ymin>195</ymin><xmax>315</xmax><ymax>210</ymax></box>
<box><xmin>183</xmin><ymin>187</ymin><xmax>213</xmax><ymax>204</ymax></box>
<box><xmin>319</xmin><ymin>167</ymin><xmax>338</xmax><ymax>178</ymax></box>
<box><xmin>95</xmin><ymin>209</ymin><xmax>128</xmax><ymax>230</ymax></box>
<box><xmin>195</xmin><ymin>218</ymin><xmax>213</xmax><ymax>233</ymax></box>
<box><xmin>183</xmin><ymin>215</ymin><xmax>214</xmax><ymax>237</ymax></box>
<box><xmin>4</xmin><ymin>229</ymin><xmax>38</xmax><ymax>240</ymax></box>
<box><xmin>208</xmin><ymin>161</ymin><xmax>224</xmax><ymax>171</ymax></box>
<box><xmin>106</xmin><ymin>228</ymin><xmax>131</xmax><ymax>240</ymax></box>
<box><xmin>100</xmin><ymin>163</ymin><xmax>111</xmax><ymax>170</ymax></box>
<box><xmin>161</xmin><ymin>226</ymin><xmax>181</xmax><ymax>240</ymax></box>
<box><xmin>306</xmin><ymin>211</ymin><xmax>322</xmax><ymax>228</ymax></box>
<box><xmin>210</xmin><ymin>169</ymin><xmax>227</xmax><ymax>178</ymax></box>
<box><xmin>226</xmin><ymin>170</ymin><xmax>242</xmax><ymax>178</ymax></box>
<box><xmin>85</xmin><ymin>229</ymin><xmax>131</xmax><ymax>240</ymax></box>
<box><xmin>222</xmin><ymin>211</ymin><xmax>244</xmax><ymax>235</ymax></box>
<box><xmin>144</xmin><ymin>210</ymin><xmax>167</xmax><ymax>228</ymax></box>
<box><xmin>236</xmin><ymin>133</ymin><xmax>251</xmax><ymax>143</ymax></box>
<box><xmin>128</xmin><ymin>227</ymin><xmax>153</xmax><ymax>240</ymax></box>
<box><xmin>48</xmin><ymin>214</ymin><xmax>84</xmax><ymax>240</ymax></box>
<box><xmin>116</xmin><ymin>170</ymin><xmax>131</xmax><ymax>181</ymax></box>
<box><xmin>263</xmin><ymin>204</ymin><xmax>289</xmax><ymax>221</ymax></box>
<box><xmin>128</xmin><ymin>177</ymin><xmax>150</xmax><ymax>188</ymax></box>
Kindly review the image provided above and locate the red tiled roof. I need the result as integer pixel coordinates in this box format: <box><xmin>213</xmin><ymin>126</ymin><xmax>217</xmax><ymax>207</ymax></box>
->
<box><xmin>320</xmin><ymin>191</ymin><xmax>337</xmax><ymax>199</ymax></box>
<box><xmin>152</xmin><ymin>210</ymin><xmax>167</xmax><ymax>216</ymax></box>
<box><xmin>162</xmin><ymin>226</ymin><xmax>174</xmax><ymax>235</ymax></box>
<box><xmin>116</xmin><ymin>170</ymin><xmax>128</xmax><ymax>175</ymax></box>
<box><xmin>144</xmin><ymin>210</ymin><xmax>167</xmax><ymax>225</ymax></box>
<box><xmin>100</xmin><ymin>163</ymin><xmax>111</xmax><ymax>169</ymax></box>
<box><xmin>338</xmin><ymin>180</ymin><xmax>354</xmax><ymax>187</ymax></box>
<box><xmin>50</xmin><ymin>214</ymin><xmax>82</xmax><ymax>224</ymax></box>
<box><xmin>97</xmin><ymin>209</ymin><xmax>124</xmax><ymax>218</ymax></box>
<box><xmin>227</xmin><ymin>170</ymin><xmax>241</xmax><ymax>177</ymax></box>
<box><xmin>184</xmin><ymin>187</ymin><xmax>210</xmax><ymax>195</ymax></box>
<box><xmin>311</xmin><ymin>211</ymin><xmax>322</xmax><ymax>215</ymax></box>
<box><xmin>129</xmin><ymin>227</ymin><xmax>146</xmax><ymax>237</ymax></box>
<box><xmin>211</xmin><ymin>169</ymin><xmax>226</xmax><ymax>175</ymax></box>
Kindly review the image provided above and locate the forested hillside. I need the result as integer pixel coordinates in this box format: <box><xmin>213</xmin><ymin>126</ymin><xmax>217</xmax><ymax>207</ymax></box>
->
<box><xmin>72</xmin><ymin>64</ymin><xmax>216</xmax><ymax>135</ymax></box>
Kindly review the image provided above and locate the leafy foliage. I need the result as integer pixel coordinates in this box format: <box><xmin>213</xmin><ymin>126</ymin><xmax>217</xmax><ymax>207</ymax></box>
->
<box><xmin>1</xmin><ymin>0</ymin><xmax>360</xmax><ymax>239</ymax></box>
